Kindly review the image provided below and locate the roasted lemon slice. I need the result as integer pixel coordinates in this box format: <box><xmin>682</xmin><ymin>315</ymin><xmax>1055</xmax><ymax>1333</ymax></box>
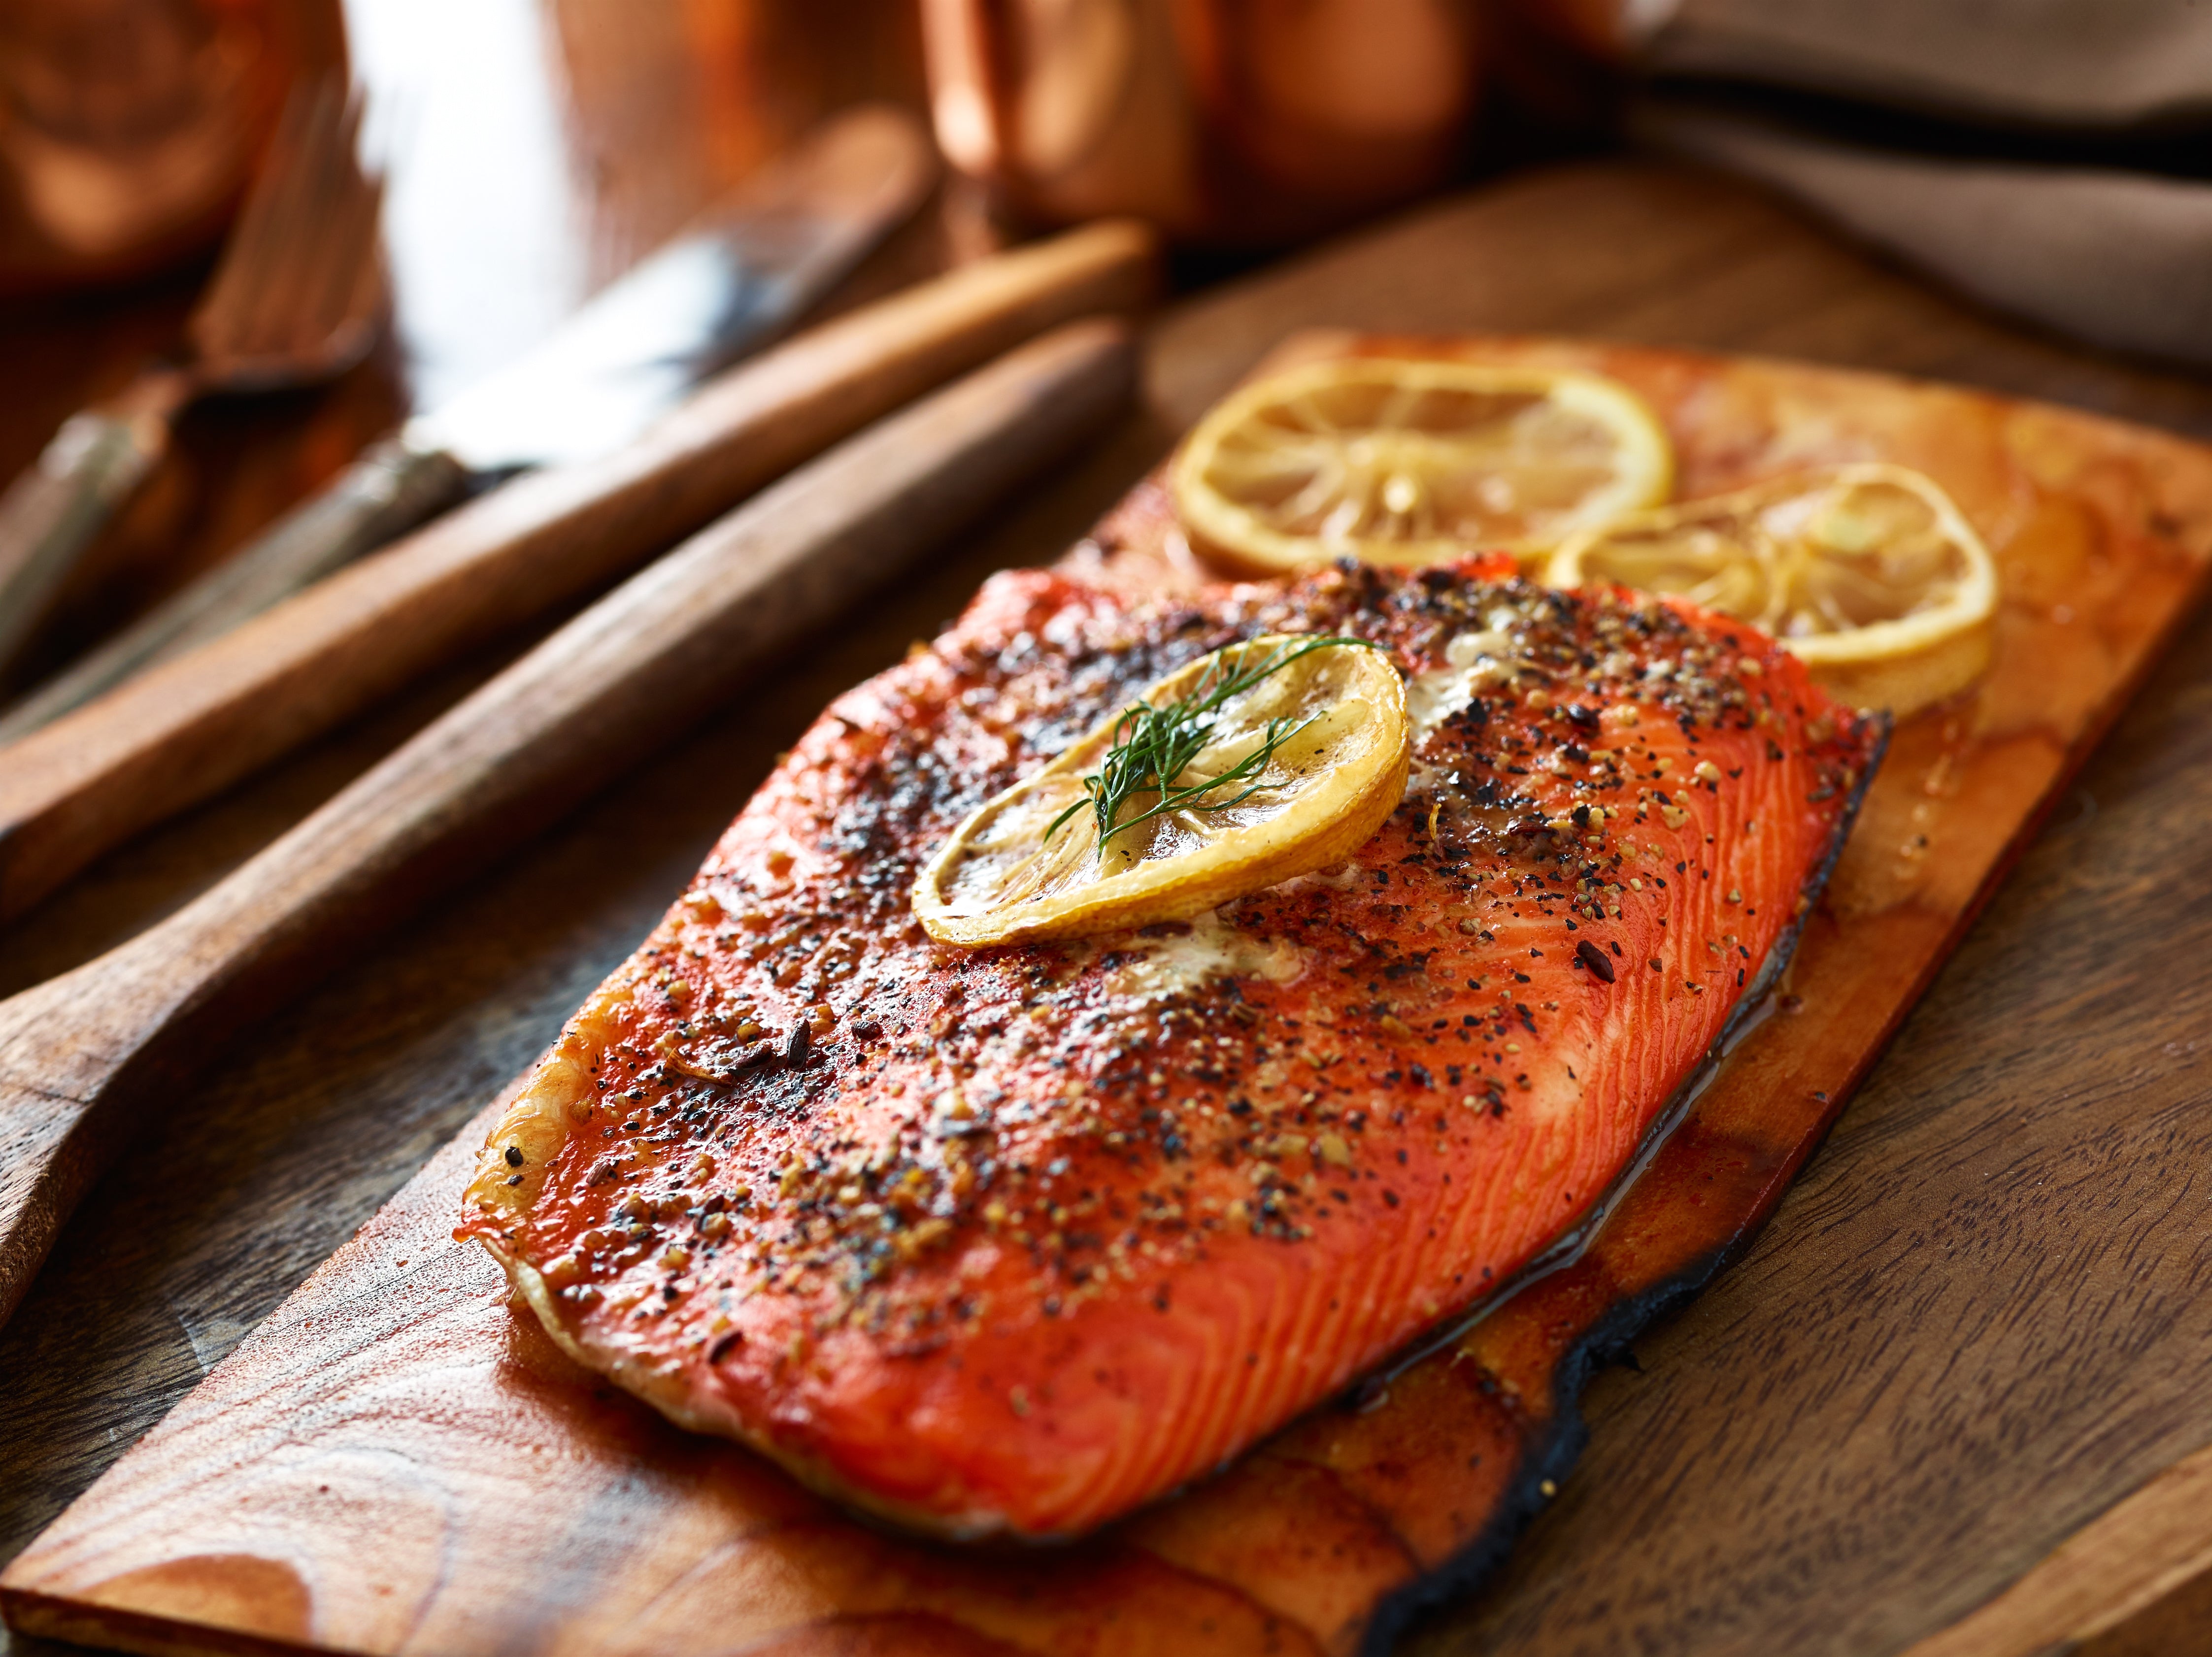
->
<box><xmin>1545</xmin><ymin>463</ymin><xmax>1997</xmax><ymax>717</ymax></box>
<box><xmin>1168</xmin><ymin>358</ymin><xmax>1673</xmax><ymax>573</ymax></box>
<box><xmin>915</xmin><ymin>635</ymin><xmax>1409</xmax><ymax>946</ymax></box>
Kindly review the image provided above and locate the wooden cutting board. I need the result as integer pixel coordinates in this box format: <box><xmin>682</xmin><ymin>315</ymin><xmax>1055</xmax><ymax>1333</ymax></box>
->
<box><xmin>9</xmin><ymin>166</ymin><xmax>2212</xmax><ymax>1657</ymax></box>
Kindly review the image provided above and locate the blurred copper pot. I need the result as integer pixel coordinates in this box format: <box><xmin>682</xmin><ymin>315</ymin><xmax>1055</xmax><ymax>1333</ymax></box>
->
<box><xmin>0</xmin><ymin>0</ymin><xmax>343</xmax><ymax>294</ymax></box>
<box><xmin>921</xmin><ymin>0</ymin><xmax>1481</xmax><ymax>245</ymax></box>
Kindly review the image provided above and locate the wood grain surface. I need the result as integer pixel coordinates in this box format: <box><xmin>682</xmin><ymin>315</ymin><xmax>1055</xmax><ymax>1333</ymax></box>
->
<box><xmin>0</xmin><ymin>219</ymin><xmax>1158</xmax><ymax>925</ymax></box>
<box><xmin>3</xmin><ymin>162</ymin><xmax>2212</xmax><ymax>1657</ymax></box>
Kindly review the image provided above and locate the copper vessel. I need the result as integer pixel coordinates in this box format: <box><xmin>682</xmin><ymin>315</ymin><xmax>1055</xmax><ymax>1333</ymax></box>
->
<box><xmin>0</xmin><ymin>0</ymin><xmax>346</xmax><ymax>292</ymax></box>
<box><xmin>921</xmin><ymin>0</ymin><xmax>1481</xmax><ymax>244</ymax></box>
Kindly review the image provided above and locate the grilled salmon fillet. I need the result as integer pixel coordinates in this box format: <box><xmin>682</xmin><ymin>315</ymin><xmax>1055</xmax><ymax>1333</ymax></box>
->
<box><xmin>460</xmin><ymin>557</ymin><xmax>1880</xmax><ymax>1539</ymax></box>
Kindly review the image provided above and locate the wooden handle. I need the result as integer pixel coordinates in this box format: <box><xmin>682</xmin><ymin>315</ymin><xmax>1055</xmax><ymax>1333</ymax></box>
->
<box><xmin>0</xmin><ymin>105</ymin><xmax>941</xmax><ymax>747</ymax></box>
<box><xmin>0</xmin><ymin>219</ymin><xmax>1158</xmax><ymax>922</ymax></box>
<box><xmin>0</xmin><ymin>318</ymin><xmax>1136</xmax><ymax>1332</ymax></box>
<box><xmin>0</xmin><ymin>409</ymin><xmax>169</xmax><ymax>679</ymax></box>
<box><xmin>0</xmin><ymin>440</ymin><xmax>472</xmax><ymax>745</ymax></box>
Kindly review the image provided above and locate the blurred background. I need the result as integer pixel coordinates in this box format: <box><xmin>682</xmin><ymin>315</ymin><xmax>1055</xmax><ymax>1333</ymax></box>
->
<box><xmin>1</xmin><ymin>0</ymin><xmax>2205</xmax><ymax>703</ymax></box>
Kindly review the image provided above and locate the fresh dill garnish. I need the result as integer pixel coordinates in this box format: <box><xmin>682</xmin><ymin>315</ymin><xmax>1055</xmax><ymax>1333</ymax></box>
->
<box><xmin>1047</xmin><ymin>635</ymin><xmax>1376</xmax><ymax>856</ymax></box>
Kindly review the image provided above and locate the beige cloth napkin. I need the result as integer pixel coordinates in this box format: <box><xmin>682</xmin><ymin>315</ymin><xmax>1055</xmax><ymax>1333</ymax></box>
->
<box><xmin>1615</xmin><ymin>0</ymin><xmax>2212</xmax><ymax>365</ymax></box>
<box><xmin>1635</xmin><ymin>0</ymin><xmax>2212</xmax><ymax>126</ymax></box>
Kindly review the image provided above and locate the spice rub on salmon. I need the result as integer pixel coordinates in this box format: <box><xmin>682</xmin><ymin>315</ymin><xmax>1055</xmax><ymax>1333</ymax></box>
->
<box><xmin>459</xmin><ymin>557</ymin><xmax>1881</xmax><ymax>1540</ymax></box>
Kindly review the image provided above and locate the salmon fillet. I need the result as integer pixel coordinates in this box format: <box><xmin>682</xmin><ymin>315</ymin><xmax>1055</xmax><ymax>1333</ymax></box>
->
<box><xmin>459</xmin><ymin>557</ymin><xmax>1881</xmax><ymax>1539</ymax></box>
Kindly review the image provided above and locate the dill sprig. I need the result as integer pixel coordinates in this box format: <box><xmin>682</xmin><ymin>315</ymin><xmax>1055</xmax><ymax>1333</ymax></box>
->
<box><xmin>1047</xmin><ymin>635</ymin><xmax>1375</xmax><ymax>857</ymax></box>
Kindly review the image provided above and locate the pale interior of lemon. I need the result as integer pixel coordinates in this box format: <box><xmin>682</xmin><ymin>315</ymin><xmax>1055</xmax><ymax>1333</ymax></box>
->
<box><xmin>916</xmin><ymin>637</ymin><xmax>1409</xmax><ymax>945</ymax></box>
<box><xmin>1566</xmin><ymin>470</ymin><xmax>1971</xmax><ymax>633</ymax></box>
<box><xmin>1546</xmin><ymin>463</ymin><xmax>1998</xmax><ymax>715</ymax></box>
<box><xmin>1171</xmin><ymin>360</ymin><xmax>1673</xmax><ymax>571</ymax></box>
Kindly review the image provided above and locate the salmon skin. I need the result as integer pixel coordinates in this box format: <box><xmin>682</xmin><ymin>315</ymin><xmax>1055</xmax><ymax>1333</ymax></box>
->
<box><xmin>460</xmin><ymin>556</ymin><xmax>1881</xmax><ymax>1540</ymax></box>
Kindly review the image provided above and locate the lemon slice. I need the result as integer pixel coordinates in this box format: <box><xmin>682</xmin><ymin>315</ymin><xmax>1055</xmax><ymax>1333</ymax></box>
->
<box><xmin>914</xmin><ymin>635</ymin><xmax>1409</xmax><ymax>946</ymax></box>
<box><xmin>1168</xmin><ymin>358</ymin><xmax>1673</xmax><ymax>573</ymax></box>
<box><xmin>1545</xmin><ymin>463</ymin><xmax>1998</xmax><ymax>717</ymax></box>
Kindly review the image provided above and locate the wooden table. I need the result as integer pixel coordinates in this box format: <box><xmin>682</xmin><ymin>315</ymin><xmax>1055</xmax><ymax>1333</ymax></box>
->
<box><xmin>5</xmin><ymin>53</ymin><xmax>2212</xmax><ymax>1657</ymax></box>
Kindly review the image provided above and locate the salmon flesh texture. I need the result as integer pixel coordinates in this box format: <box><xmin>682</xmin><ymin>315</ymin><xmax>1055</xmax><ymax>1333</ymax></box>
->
<box><xmin>460</xmin><ymin>557</ymin><xmax>1881</xmax><ymax>1540</ymax></box>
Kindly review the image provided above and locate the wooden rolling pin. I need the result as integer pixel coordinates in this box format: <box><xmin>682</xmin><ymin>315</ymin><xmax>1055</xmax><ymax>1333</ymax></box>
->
<box><xmin>0</xmin><ymin>318</ymin><xmax>1136</xmax><ymax>1332</ymax></box>
<box><xmin>0</xmin><ymin>220</ymin><xmax>1157</xmax><ymax>923</ymax></box>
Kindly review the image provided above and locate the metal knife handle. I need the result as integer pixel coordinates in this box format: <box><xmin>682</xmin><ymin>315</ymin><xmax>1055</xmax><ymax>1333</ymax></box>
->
<box><xmin>0</xmin><ymin>411</ymin><xmax>169</xmax><ymax>680</ymax></box>
<box><xmin>0</xmin><ymin>438</ymin><xmax>471</xmax><ymax>745</ymax></box>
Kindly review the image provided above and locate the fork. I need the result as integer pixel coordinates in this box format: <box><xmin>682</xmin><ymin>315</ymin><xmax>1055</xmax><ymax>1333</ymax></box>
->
<box><xmin>0</xmin><ymin>76</ymin><xmax>386</xmax><ymax>683</ymax></box>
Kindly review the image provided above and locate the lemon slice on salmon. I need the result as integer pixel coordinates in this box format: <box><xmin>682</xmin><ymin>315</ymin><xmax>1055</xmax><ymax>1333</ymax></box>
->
<box><xmin>1168</xmin><ymin>358</ymin><xmax>1673</xmax><ymax>573</ymax></box>
<box><xmin>1545</xmin><ymin>463</ymin><xmax>1997</xmax><ymax>717</ymax></box>
<box><xmin>914</xmin><ymin>635</ymin><xmax>1409</xmax><ymax>946</ymax></box>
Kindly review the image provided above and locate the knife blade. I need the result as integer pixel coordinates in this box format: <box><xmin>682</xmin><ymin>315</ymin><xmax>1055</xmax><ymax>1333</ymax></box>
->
<box><xmin>0</xmin><ymin>104</ymin><xmax>933</xmax><ymax>744</ymax></box>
